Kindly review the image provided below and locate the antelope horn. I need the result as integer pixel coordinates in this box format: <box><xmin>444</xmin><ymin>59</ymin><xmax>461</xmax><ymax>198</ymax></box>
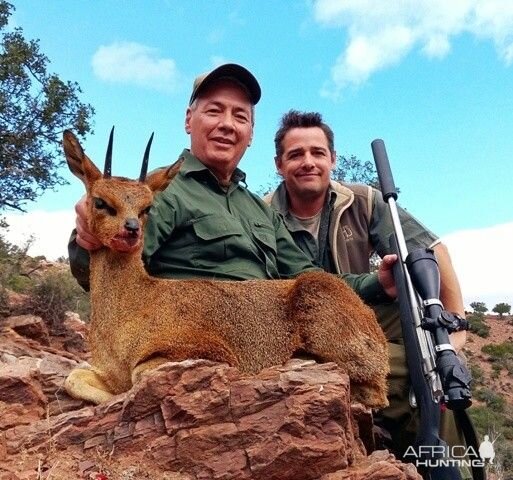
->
<box><xmin>104</xmin><ymin>126</ymin><xmax>114</xmax><ymax>178</ymax></box>
<box><xmin>139</xmin><ymin>132</ymin><xmax>154</xmax><ymax>182</ymax></box>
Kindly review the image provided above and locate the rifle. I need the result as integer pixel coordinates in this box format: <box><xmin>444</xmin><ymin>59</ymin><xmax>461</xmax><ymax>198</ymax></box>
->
<box><xmin>371</xmin><ymin>139</ymin><xmax>484</xmax><ymax>480</ymax></box>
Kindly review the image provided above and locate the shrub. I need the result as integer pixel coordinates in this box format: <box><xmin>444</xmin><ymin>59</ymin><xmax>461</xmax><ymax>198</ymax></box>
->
<box><xmin>474</xmin><ymin>387</ymin><xmax>506</xmax><ymax>412</ymax></box>
<box><xmin>467</xmin><ymin>312</ymin><xmax>490</xmax><ymax>338</ymax></box>
<box><xmin>482</xmin><ymin>342</ymin><xmax>513</xmax><ymax>359</ymax></box>
<box><xmin>27</xmin><ymin>269</ymin><xmax>90</xmax><ymax>331</ymax></box>
<box><xmin>470</xmin><ymin>363</ymin><xmax>484</xmax><ymax>385</ymax></box>
<box><xmin>482</xmin><ymin>342</ymin><xmax>513</xmax><ymax>375</ymax></box>
<box><xmin>0</xmin><ymin>283</ymin><xmax>8</xmax><ymax>318</ymax></box>
<box><xmin>469</xmin><ymin>405</ymin><xmax>504</xmax><ymax>433</ymax></box>
<box><xmin>6</xmin><ymin>273</ymin><xmax>33</xmax><ymax>293</ymax></box>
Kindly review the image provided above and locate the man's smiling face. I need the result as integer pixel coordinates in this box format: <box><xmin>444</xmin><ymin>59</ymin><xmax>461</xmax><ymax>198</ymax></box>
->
<box><xmin>276</xmin><ymin>126</ymin><xmax>336</xmax><ymax>200</ymax></box>
<box><xmin>185</xmin><ymin>79</ymin><xmax>253</xmax><ymax>184</ymax></box>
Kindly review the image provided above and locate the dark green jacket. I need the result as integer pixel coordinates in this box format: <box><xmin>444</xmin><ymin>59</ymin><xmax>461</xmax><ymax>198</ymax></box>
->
<box><xmin>69</xmin><ymin>150</ymin><xmax>389</xmax><ymax>303</ymax></box>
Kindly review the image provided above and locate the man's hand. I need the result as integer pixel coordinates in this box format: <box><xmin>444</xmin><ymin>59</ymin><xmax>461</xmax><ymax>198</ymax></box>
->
<box><xmin>378</xmin><ymin>254</ymin><xmax>398</xmax><ymax>299</ymax></box>
<box><xmin>75</xmin><ymin>196</ymin><xmax>102</xmax><ymax>251</ymax></box>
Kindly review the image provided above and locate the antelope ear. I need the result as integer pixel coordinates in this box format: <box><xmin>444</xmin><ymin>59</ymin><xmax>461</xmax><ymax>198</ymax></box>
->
<box><xmin>63</xmin><ymin>130</ymin><xmax>102</xmax><ymax>187</ymax></box>
<box><xmin>145</xmin><ymin>158</ymin><xmax>184</xmax><ymax>193</ymax></box>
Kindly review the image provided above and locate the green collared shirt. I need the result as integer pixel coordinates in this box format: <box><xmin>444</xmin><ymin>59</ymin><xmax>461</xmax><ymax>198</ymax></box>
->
<box><xmin>143</xmin><ymin>150</ymin><xmax>316</xmax><ymax>280</ymax></box>
<box><xmin>68</xmin><ymin>150</ymin><xmax>387</xmax><ymax>303</ymax></box>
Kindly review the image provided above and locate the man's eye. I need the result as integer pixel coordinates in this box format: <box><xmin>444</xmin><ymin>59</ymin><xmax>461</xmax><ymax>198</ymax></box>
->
<box><xmin>313</xmin><ymin>150</ymin><xmax>327</xmax><ymax>157</ymax></box>
<box><xmin>235</xmin><ymin>113</ymin><xmax>249</xmax><ymax>122</ymax></box>
<box><xmin>94</xmin><ymin>198</ymin><xmax>116</xmax><ymax>215</ymax></box>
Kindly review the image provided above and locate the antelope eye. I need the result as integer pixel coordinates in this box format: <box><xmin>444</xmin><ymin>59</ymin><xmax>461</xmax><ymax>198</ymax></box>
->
<box><xmin>93</xmin><ymin>197</ymin><xmax>116</xmax><ymax>215</ymax></box>
<box><xmin>139</xmin><ymin>206</ymin><xmax>152</xmax><ymax>217</ymax></box>
<box><xmin>94</xmin><ymin>198</ymin><xmax>106</xmax><ymax>209</ymax></box>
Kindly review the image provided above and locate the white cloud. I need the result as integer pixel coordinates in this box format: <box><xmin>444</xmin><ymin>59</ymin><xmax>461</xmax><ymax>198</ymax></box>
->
<box><xmin>442</xmin><ymin>222</ymin><xmax>513</xmax><ymax>310</ymax></box>
<box><xmin>92</xmin><ymin>41</ymin><xmax>182</xmax><ymax>92</ymax></box>
<box><xmin>313</xmin><ymin>0</ymin><xmax>513</xmax><ymax>96</ymax></box>
<box><xmin>3</xmin><ymin>210</ymin><xmax>75</xmax><ymax>261</ymax></box>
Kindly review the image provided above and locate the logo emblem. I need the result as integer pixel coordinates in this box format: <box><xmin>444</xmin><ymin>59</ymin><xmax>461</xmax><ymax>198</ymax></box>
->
<box><xmin>342</xmin><ymin>225</ymin><xmax>353</xmax><ymax>240</ymax></box>
<box><xmin>479</xmin><ymin>435</ymin><xmax>496</xmax><ymax>464</ymax></box>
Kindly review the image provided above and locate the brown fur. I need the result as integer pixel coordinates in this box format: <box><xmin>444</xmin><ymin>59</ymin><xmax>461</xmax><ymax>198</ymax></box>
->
<box><xmin>62</xmin><ymin>131</ymin><xmax>390</xmax><ymax>407</ymax></box>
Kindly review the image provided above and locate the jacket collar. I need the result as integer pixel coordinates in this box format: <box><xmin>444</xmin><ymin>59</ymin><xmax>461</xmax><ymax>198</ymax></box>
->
<box><xmin>269</xmin><ymin>180</ymin><xmax>354</xmax><ymax>214</ymax></box>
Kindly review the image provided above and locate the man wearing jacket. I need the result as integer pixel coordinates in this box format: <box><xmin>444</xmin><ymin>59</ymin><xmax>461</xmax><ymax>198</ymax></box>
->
<box><xmin>265</xmin><ymin>109</ymin><xmax>467</xmax><ymax>458</ymax></box>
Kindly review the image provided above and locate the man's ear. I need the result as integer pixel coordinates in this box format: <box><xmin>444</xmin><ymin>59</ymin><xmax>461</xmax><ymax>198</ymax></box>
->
<box><xmin>274</xmin><ymin>155</ymin><xmax>284</xmax><ymax>176</ymax></box>
<box><xmin>185</xmin><ymin>107</ymin><xmax>192</xmax><ymax>134</ymax></box>
<box><xmin>330</xmin><ymin>150</ymin><xmax>337</xmax><ymax>170</ymax></box>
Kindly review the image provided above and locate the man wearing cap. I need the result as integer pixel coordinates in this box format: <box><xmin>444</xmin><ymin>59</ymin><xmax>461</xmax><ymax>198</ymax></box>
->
<box><xmin>68</xmin><ymin>64</ymin><xmax>397</xmax><ymax>307</ymax></box>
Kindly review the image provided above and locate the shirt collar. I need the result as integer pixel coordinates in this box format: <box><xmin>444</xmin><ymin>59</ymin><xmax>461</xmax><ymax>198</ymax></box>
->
<box><xmin>179</xmin><ymin>149</ymin><xmax>247</xmax><ymax>186</ymax></box>
<box><xmin>273</xmin><ymin>181</ymin><xmax>335</xmax><ymax>231</ymax></box>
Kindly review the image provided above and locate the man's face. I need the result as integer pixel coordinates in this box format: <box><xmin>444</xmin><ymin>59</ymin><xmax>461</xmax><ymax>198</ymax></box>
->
<box><xmin>185</xmin><ymin>80</ymin><xmax>253</xmax><ymax>182</ymax></box>
<box><xmin>276</xmin><ymin>127</ymin><xmax>335</xmax><ymax>199</ymax></box>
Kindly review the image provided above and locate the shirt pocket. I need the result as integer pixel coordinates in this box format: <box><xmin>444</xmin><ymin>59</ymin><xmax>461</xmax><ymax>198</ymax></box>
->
<box><xmin>191</xmin><ymin>214</ymin><xmax>244</xmax><ymax>266</ymax></box>
<box><xmin>251</xmin><ymin>222</ymin><xmax>278</xmax><ymax>275</ymax></box>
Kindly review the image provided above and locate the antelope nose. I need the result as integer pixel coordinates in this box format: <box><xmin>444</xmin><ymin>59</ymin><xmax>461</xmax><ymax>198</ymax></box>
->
<box><xmin>124</xmin><ymin>218</ymin><xmax>140</xmax><ymax>233</ymax></box>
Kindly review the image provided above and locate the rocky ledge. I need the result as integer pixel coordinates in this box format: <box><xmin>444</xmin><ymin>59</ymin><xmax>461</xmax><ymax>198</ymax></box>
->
<box><xmin>0</xmin><ymin>314</ymin><xmax>420</xmax><ymax>480</ymax></box>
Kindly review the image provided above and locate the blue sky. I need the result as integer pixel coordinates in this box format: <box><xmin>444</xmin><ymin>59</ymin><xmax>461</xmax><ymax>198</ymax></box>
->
<box><xmin>4</xmin><ymin>0</ymin><xmax>513</xmax><ymax>308</ymax></box>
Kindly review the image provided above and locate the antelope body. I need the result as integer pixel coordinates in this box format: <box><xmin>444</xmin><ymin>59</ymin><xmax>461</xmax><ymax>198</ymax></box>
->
<box><xmin>63</xmin><ymin>130</ymin><xmax>390</xmax><ymax>407</ymax></box>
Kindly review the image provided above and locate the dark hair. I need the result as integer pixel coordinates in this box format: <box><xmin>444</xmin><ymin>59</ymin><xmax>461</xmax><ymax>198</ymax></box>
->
<box><xmin>274</xmin><ymin>110</ymin><xmax>335</xmax><ymax>158</ymax></box>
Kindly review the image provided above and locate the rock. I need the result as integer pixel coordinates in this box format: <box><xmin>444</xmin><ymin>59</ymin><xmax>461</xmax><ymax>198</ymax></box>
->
<box><xmin>61</xmin><ymin>311</ymin><xmax>88</xmax><ymax>356</ymax></box>
<box><xmin>0</xmin><ymin>357</ymin><xmax>420</xmax><ymax>479</ymax></box>
<box><xmin>0</xmin><ymin>315</ymin><xmax>420</xmax><ymax>480</ymax></box>
<box><xmin>3</xmin><ymin>289</ymin><xmax>30</xmax><ymax>315</ymax></box>
<box><xmin>0</xmin><ymin>325</ymin><xmax>85</xmax><ymax>433</ymax></box>
<box><xmin>3</xmin><ymin>315</ymin><xmax>50</xmax><ymax>346</ymax></box>
<box><xmin>320</xmin><ymin>450</ymin><xmax>421</xmax><ymax>479</ymax></box>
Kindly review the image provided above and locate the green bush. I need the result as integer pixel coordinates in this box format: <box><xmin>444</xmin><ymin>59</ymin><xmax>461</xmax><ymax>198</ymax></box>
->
<box><xmin>469</xmin><ymin>375</ymin><xmax>513</xmax><ymax>479</ymax></box>
<box><xmin>467</xmin><ymin>312</ymin><xmax>490</xmax><ymax>338</ymax></box>
<box><xmin>474</xmin><ymin>387</ymin><xmax>506</xmax><ymax>412</ymax></box>
<box><xmin>0</xmin><ymin>231</ymin><xmax>34</xmax><ymax>294</ymax></box>
<box><xmin>0</xmin><ymin>283</ymin><xmax>8</xmax><ymax>318</ymax></box>
<box><xmin>6</xmin><ymin>273</ymin><xmax>33</xmax><ymax>293</ymax></box>
<box><xmin>495</xmin><ymin>441</ymin><xmax>513</xmax><ymax>477</ymax></box>
<box><xmin>482</xmin><ymin>341</ymin><xmax>513</xmax><ymax>359</ymax></box>
<box><xmin>470</xmin><ymin>363</ymin><xmax>484</xmax><ymax>385</ymax></box>
<box><xmin>482</xmin><ymin>341</ymin><xmax>513</xmax><ymax>374</ymax></box>
<box><xmin>27</xmin><ymin>269</ymin><xmax>90</xmax><ymax>331</ymax></box>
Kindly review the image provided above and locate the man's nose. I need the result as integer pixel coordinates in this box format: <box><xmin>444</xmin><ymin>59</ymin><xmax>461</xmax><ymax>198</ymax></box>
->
<box><xmin>218</xmin><ymin>112</ymin><xmax>235</xmax><ymax>130</ymax></box>
<box><xmin>301</xmin><ymin>153</ymin><xmax>315</xmax><ymax>168</ymax></box>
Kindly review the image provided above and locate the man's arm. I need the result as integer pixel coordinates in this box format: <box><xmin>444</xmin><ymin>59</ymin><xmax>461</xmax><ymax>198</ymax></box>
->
<box><xmin>433</xmin><ymin>242</ymin><xmax>466</xmax><ymax>352</ymax></box>
<box><xmin>68</xmin><ymin>196</ymin><xmax>99</xmax><ymax>291</ymax></box>
<box><xmin>68</xmin><ymin>229</ymin><xmax>91</xmax><ymax>291</ymax></box>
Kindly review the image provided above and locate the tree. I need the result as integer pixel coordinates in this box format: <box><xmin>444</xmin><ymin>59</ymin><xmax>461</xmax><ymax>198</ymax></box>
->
<box><xmin>470</xmin><ymin>301</ymin><xmax>488</xmax><ymax>314</ymax></box>
<box><xmin>332</xmin><ymin>154</ymin><xmax>380</xmax><ymax>188</ymax></box>
<box><xmin>0</xmin><ymin>1</ymin><xmax>94</xmax><ymax>212</ymax></box>
<box><xmin>492</xmin><ymin>302</ymin><xmax>511</xmax><ymax>318</ymax></box>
